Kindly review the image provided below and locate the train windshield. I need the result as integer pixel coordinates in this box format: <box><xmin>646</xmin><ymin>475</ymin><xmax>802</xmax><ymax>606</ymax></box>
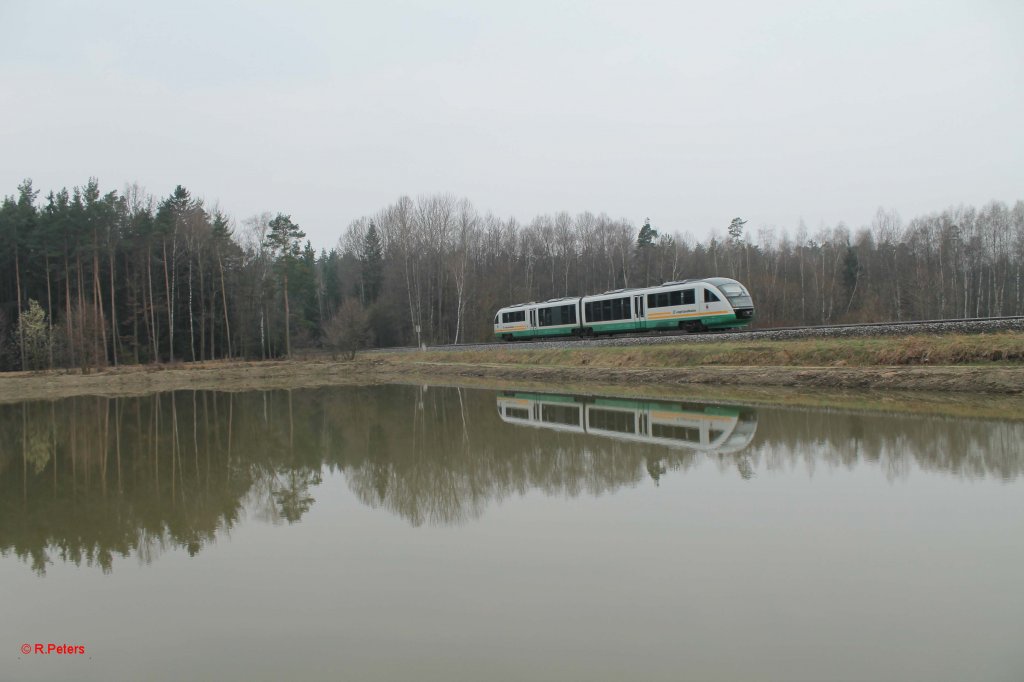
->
<box><xmin>720</xmin><ymin>283</ymin><xmax>746</xmax><ymax>296</ymax></box>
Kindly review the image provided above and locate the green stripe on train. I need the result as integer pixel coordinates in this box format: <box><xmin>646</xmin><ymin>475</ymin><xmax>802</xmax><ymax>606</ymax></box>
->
<box><xmin>590</xmin><ymin>313</ymin><xmax>744</xmax><ymax>334</ymax></box>
<box><xmin>589</xmin><ymin>321</ymin><xmax>640</xmax><ymax>334</ymax></box>
<box><xmin>592</xmin><ymin>398</ymin><xmax>741</xmax><ymax>416</ymax></box>
<box><xmin>493</xmin><ymin>326</ymin><xmax>576</xmax><ymax>339</ymax></box>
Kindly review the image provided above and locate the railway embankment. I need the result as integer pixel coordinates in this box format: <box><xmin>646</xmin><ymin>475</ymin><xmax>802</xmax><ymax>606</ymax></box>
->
<box><xmin>0</xmin><ymin>331</ymin><xmax>1021</xmax><ymax>405</ymax></box>
<box><xmin>379</xmin><ymin>331</ymin><xmax>1024</xmax><ymax>394</ymax></box>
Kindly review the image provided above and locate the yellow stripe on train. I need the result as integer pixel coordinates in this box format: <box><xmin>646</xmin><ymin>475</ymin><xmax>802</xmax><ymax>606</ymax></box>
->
<box><xmin>650</xmin><ymin>411</ymin><xmax>736</xmax><ymax>421</ymax></box>
<box><xmin>647</xmin><ymin>311</ymin><xmax>726</xmax><ymax>320</ymax></box>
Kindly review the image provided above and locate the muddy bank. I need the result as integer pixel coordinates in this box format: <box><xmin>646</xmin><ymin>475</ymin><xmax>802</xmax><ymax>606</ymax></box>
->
<box><xmin>395</xmin><ymin>360</ymin><xmax>1024</xmax><ymax>395</ymax></box>
<box><xmin>0</xmin><ymin>360</ymin><xmax>384</xmax><ymax>403</ymax></box>
<box><xmin>0</xmin><ymin>354</ymin><xmax>1022</xmax><ymax>406</ymax></box>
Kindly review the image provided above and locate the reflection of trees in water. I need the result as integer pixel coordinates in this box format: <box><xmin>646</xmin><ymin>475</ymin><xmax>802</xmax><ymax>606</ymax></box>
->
<box><xmin>746</xmin><ymin>410</ymin><xmax>1024</xmax><ymax>482</ymax></box>
<box><xmin>0</xmin><ymin>392</ymin><xmax>300</xmax><ymax>575</ymax></box>
<box><xmin>0</xmin><ymin>386</ymin><xmax>1020</xmax><ymax>574</ymax></box>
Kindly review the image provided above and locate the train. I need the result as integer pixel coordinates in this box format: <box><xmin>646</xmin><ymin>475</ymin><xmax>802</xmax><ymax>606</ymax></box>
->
<box><xmin>497</xmin><ymin>392</ymin><xmax>757</xmax><ymax>454</ymax></box>
<box><xmin>493</xmin><ymin>277</ymin><xmax>754</xmax><ymax>341</ymax></box>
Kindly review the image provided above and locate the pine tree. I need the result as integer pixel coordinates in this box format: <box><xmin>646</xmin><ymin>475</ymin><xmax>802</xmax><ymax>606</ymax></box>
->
<box><xmin>728</xmin><ymin>217</ymin><xmax>747</xmax><ymax>243</ymax></box>
<box><xmin>362</xmin><ymin>221</ymin><xmax>384</xmax><ymax>303</ymax></box>
<box><xmin>263</xmin><ymin>214</ymin><xmax>305</xmax><ymax>357</ymax></box>
<box><xmin>636</xmin><ymin>217</ymin><xmax>659</xmax><ymax>248</ymax></box>
<box><xmin>635</xmin><ymin>218</ymin><xmax>659</xmax><ymax>285</ymax></box>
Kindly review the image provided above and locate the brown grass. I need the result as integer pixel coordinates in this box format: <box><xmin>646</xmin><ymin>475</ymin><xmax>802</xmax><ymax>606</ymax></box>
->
<box><xmin>408</xmin><ymin>332</ymin><xmax>1024</xmax><ymax>368</ymax></box>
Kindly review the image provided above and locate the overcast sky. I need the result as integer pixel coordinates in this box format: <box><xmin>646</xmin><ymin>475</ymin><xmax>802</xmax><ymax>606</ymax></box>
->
<box><xmin>2</xmin><ymin>0</ymin><xmax>1021</xmax><ymax>247</ymax></box>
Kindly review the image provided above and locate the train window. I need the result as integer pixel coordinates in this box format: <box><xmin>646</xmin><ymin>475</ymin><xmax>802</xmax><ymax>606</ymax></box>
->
<box><xmin>502</xmin><ymin>310</ymin><xmax>526</xmax><ymax>323</ymax></box>
<box><xmin>652</xmin><ymin>424</ymin><xmax>701</xmax><ymax>443</ymax></box>
<box><xmin>494</xmin><ymin>314</ymin><xmax>499</xmax><ymax>324</ymax></box>
<box><xmin>650</xmin><ymin>290</ymin><xmax>685</xmax><ymax>308</ymax></box>
<box><xmin>539</xmin><ymin>304</ymin><xmax>578</xmax><ymax>326</ymax></box>
<box><xmin>720</xmin><ymin>283</ymin><xmax>744</xmax><ymax>295</ymax></box>
<box><xmin>541</xmin><ymin>404</ymin><xmax>581</xmax><ymax>426</ymax></box>
<box><xmin>505</xmin><ymin>407</ymin><xmax>529</xmax><ymax>419</ymax></box>
<box><xmin>682</xmin><ymin>289</ymin><xmax>695</xmax><ymax>305</ymax></box>
<box><xmin>587</xmin><ymin>298</ymin><xmax>630</xmax><ymax>321</ymax></box>
<box><xmin>588</xmin><ymin>408</ymin><xmax>636</xmax><ymax>433</ymax></box>
<box><xmin>704</xmin><ymin>289</ymin><xmax>720</xmax><ymax>303</ymax></box>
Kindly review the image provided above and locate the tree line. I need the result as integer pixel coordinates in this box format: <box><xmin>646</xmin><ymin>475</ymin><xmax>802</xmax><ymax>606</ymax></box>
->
<box><xmin>1</xmin><ymin>177</ymin><xmax>1021</xmax><ymax>371</ymax></box>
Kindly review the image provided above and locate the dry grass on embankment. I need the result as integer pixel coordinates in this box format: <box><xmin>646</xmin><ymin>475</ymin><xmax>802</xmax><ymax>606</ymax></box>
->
<box><xmin>378</xmin><ymin>331</ymin><xmax>1024</xmax><ymax>396</ymax></box>
<box><xmin>414</xmin><ymin>331</ymin><xmax>1024</xmax><ymax>368</ymax></box>
<box><xmin>0</xmin><ymin>332</ymin><xmax>1022</xmax><ymax>406</ymax></box>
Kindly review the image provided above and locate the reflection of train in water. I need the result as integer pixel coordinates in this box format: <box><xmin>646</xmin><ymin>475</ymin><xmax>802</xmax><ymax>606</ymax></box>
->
<box><xmin>497</xmin><ymin>392</ymin><xmax>757</xmax><ymax>453</ymax></box>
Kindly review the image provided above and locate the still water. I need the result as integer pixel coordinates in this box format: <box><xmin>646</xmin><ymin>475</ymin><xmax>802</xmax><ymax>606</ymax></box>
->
<box><xmin>1</xmin><ymin>385</ymin><xmax>1022</xmax><ymax>681</ymax></box>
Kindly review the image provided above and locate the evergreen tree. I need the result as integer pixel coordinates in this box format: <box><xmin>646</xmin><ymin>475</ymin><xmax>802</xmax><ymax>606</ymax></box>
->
<box><xmin>728</xmin><ymin>217</ymin><xmax>747</xmax><ymax>243</ymax></box>
<box><xmin>635</xmin><ymin>218</ymin><xmax>659</xmax><ymax>285</ymax></box>
<box><xmin>636</xmin><ymin>218</ymin><xmax>659</xmax><ymax>248</ymax></box>
<box><xmin>362</xmin><ymin>221</ymin><xmax>384</xmax><ymax>303</ymax></box>
<box><xmin>263</xmin><ymin>214</ymin><xmax>305</xmax><ymax>356</ymax></box>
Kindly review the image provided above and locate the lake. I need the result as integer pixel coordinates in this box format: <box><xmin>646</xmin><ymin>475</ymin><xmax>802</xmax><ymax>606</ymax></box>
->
<box><xmin>2</xmin><ymin>385</ymin><xmax>1022</xmax><ymax>681</ymax></box>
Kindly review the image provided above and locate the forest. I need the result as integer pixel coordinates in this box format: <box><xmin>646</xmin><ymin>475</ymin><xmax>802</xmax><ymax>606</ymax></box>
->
<box><xmin>0</xmin><ymin>177</ymin><xmax>1022</xmax><ymax>371</ymax></box>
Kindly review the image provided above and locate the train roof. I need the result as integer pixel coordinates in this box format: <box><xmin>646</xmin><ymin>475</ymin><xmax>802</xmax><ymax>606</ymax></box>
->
<box><xmin>703</xmin><ymin>276</ymin><xmax>744</xmax><ymax>287</ymax></box>
<box><xmin>499</xmin><ymin>296</ymin><xmax>579</xmax><ymax>311</ymax></box>
<box><xmin>593</xmin><ymin>287</ymin><xmax>645</xmax><ymax>296</ymax></box>
<box><xmin>648</xmin><ymin>277</ymin><xmax>745</xmax><ymax>289</ymax></box>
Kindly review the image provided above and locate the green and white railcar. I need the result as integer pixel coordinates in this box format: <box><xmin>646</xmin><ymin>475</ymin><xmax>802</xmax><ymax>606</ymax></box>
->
<box><xmin>493</xmin><ymin>297</ymin><xmax>581</xmax><ymax>342</ymax></box>
<box><xmin>492</xmin><ymin>277</ymin><xmax>754</xmax><ymax>341</ymax></box>
<box><xmin>579</xmin><ymin>277</ymin><xmax>754</xmax><ymax>336</ymax></box>
<box><xmin>635</xmin><ymin>277</ymin><xmax>754</xmax><ymax>333</ymax></box>
<box><xmin>579</xmin><ymin>288</ymin><xmax>645</xmax><ymax>335</ymax></box>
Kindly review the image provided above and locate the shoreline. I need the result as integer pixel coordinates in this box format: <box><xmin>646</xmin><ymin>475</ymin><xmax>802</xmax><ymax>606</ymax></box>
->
<box><xmin>0</xmin><ymin>354</ymin><xmax>1022</xmax><ymax>421</ymax></box>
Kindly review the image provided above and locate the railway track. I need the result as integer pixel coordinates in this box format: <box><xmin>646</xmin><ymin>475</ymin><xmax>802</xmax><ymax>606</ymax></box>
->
<box><xmin>364</xmin><ymin>315</ymin><xmax>1024</xmax><ymax>354</ymax></box>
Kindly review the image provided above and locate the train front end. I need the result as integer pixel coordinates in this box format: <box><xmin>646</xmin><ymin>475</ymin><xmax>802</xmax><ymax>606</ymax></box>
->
<box><xmin>706</xmin><ymin>277</ymin><xmax>755</xmax><ymax>328</ymax></box>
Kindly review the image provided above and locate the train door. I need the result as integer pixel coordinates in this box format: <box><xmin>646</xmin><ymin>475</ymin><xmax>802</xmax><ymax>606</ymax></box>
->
<box><xmin>529</xmin><ymin>308</ymin><xmax>536</xmax><ymax>330</ymax></box>
<box><xmin>702</xmin><ymin>286</ymin><xmax>722</xmax><ymax>315</ymax></box>
<box><xmin>633</xmin><ymin>294</ymin><xmax>646</xmax><ymax>330</ymax></box>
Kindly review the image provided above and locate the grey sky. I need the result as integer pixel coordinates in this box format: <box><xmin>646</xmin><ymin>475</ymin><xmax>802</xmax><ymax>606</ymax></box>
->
<box><xmin>2</xmin><ymin>0</ymin><xmax>1022</xmax><ymax>248</ymax></box>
